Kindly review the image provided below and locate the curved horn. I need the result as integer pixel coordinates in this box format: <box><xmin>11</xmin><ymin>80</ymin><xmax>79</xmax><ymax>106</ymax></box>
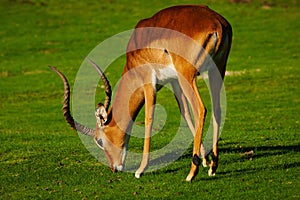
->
<box><xmin>49</xmin><ymin>66</ymin><xmax>96</xmax><ymax>137</ymax></box>
<box><xmin>86</xmin><ymin>58</ymin><xmax>112</xmax><ymax>111</ymax></box>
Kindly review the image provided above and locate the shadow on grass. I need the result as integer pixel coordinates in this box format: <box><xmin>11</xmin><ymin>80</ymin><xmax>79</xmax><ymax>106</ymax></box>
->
<box><xmin>220</xmin><ymin>143</ymin><xmax>300</xmax><ymax>154</ymax></box>
<box><xmin>145</xmin><ymin>144</ymin><xmax>299</xmax><ymax>178</ymax></box>
<box><xmin>220</xmin><ymin>144</ymin><xmax>300</xmax><ymax>161</ymax></box>
<box><xmin>217</xmin><ymin>161</ymin><xmax>300</xmax><ymax>177</ymax></box>
<box><xmin>217</xmin><ymin>144</ymin><xmax>300</xmax><ymax>175</ymax></box>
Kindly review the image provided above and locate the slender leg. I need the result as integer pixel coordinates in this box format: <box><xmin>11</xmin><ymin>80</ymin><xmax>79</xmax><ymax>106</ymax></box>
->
<box><xmin>178</xmin><ymin>76</ymin><xmax>206</xmax><ymax>181</ymax></box>
<box><xmin>171</xmin><ymin>81</ymin><xmax>195</xmax><ymax>134</ymax></box>
<box><xmin>208</xmin><ymin>68</ymin><xmax>223</xmax><ymax>176</ymax></box>
<box><xmin>135</xmin><ymin>84</ymin><xmax>156</xmax><ymax>178</ymax></box>
<box><xmin>171</xmin><ymin>81</ymin><xmax>210</xmax><ymax>167</ymax></box>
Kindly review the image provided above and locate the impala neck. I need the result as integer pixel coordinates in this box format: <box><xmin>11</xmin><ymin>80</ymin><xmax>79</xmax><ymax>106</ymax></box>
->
<box><xmin>105</xmin><ymin>65</ymin><xmax>146</xmax><ymax>146</ymax></box>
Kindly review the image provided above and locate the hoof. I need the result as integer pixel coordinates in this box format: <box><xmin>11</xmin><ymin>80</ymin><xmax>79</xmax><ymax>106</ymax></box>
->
<box><xmin>135</xmin><ymin>171</ymin><xmax>142</xmax><ymax>179</ymax></box>
<box><xmin>185</xmin><ymin>173</ymin><xmax>194</xmax><ymax>182</ymax></box>
<box><xmin>202</xmin><ymin>159</ymin><xmax>210</xmax><ymax>168</ymax></box>
<box><xmin>208</xmin><ymin>169</ymin><xmax>216</xmax><ymax>176</ymax></box>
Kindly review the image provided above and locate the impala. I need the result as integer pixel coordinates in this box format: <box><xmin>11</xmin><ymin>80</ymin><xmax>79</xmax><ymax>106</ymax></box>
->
<box><xmin>51</xmin><ymin>5</ymin><xmax>232</xmax><ymax>181</ymax></box>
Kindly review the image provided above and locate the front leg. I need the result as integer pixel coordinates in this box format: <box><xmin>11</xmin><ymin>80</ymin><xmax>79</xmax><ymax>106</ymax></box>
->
<box><xmin>135</xmin><ymin>84</ymin><xmax>156</xmax><ymax>178</ymax></box>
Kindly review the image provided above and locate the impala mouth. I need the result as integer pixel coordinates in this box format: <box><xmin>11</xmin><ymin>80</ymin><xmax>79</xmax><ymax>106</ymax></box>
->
<box><xmin>103</xmin><ymin>149</ymin><xmax>124</xmax><ymax>172</ymax></box>
<box><xmin>110</xmin><ymin>164</ymin><xmax>123</xmax><ymax>172</ymax></box>
<box><xmin>113</xmin><ymin>164</ymin><xmax>123</xmax><ymax>172</ymax></box>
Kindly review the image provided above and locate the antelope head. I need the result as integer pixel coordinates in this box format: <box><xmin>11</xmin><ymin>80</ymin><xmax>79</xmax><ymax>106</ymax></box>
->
<box><xmin>50</xmin><ymin>59</ymin><xmax>125</xmax><ymax>172</ymax></box>
<box><xmin>94</xmin><ymin>102</ymin><xmax>126</xmax><ymax>172</ymax></box>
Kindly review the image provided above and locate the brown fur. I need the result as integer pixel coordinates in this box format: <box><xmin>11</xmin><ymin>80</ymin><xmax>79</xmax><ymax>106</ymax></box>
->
<box><xmin>97</xmin><ymin>5</ymin><xmax>232</xmax><ymax>181</ymax></box>
<box><xmin>54</xmin><ymin>5</ymin><xmax>232</xmax><ymax>181</ymax></box>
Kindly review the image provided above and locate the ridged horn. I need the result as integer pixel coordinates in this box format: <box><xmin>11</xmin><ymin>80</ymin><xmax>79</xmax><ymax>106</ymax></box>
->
<box><xmin>49</xmin><ymin>66</ymin><xmax>96</xmax><ymax>137</ymax></box>
<box><xmin>86</xmin><ymin>58</ymin><xmax>112</xmax><ymax>111</ymax></box>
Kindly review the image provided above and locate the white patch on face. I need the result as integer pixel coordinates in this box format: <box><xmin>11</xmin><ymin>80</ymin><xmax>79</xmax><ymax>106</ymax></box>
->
<box><xmin>116</xmin><ymin>165</ymin><xmax>123</xmax><ymax>171</ymax></box>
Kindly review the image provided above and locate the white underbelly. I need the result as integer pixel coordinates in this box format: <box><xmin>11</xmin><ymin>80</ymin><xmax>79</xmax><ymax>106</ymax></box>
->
<box><xmin>152</xmin><ymin>64</ymin><xmax>177</xmax><ymax>88</ymax></box>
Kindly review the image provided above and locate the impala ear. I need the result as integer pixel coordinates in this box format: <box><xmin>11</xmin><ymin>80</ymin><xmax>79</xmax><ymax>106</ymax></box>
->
<box><xmin>95</xmin><ymin>103</ymin><xmax>107</xmax><ymax>127</ymax></box>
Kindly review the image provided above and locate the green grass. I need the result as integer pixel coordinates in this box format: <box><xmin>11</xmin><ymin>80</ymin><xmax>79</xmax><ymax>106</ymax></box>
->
<box><xmin>1</xmin><ymin>0</ymin><xmax>299</xmax><ymax>199</ymax></box>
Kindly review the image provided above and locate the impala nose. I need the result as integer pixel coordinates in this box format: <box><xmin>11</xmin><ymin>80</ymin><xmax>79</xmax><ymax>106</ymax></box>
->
<box><xmin>113</xmin><ymin>164</ymin><xmax>123</xmax><ymax>172</ymax></box>
<box><xmin>114</xmin><ymin>165</ymin><xmax>123</xmax><ymax>172</ymax></box>
<box><xmin>116</xmin><ymin>165</ymin><xmax>123</xmax><ymax>171</ymax></box>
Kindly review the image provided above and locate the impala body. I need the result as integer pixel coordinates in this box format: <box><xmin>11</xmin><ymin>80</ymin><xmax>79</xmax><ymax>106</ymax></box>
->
<box><xmin>51</xmin><ymin>5</ymin><xmax>232</xmax><ymax>181</ymax></box>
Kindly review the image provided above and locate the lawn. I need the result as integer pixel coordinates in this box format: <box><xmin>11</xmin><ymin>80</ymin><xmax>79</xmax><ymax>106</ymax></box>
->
<box><xmin>0</xmin><ymin>0</ymin><xmax>299</xmax><ymax>199</ymax></box>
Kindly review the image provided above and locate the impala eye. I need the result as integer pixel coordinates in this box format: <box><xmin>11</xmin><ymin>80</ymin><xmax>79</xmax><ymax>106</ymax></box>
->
<box><xmin>96</xmin><ymin>139</ymin><xmax>104</xmax><ymax>150</ymax></box>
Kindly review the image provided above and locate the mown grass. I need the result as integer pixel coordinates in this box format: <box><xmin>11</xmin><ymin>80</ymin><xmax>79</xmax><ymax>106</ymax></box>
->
<box><xmin>1</xmin><ymin>0</ymin><xmax>299</xmax><ymax>199</ymax></box>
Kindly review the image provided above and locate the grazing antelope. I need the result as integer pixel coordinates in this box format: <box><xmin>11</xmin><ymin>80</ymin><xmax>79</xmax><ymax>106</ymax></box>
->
<box><xmin>51</xmin><ymin>5</ymin><xmax>232</xmax><ymax>181</ymax></box>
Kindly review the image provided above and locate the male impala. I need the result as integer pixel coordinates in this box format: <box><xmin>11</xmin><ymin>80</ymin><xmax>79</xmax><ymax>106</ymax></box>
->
<box><xmin>51</xmin><ymin>5</ymin><xmax>232</xmax><ymax>181</ymax></box>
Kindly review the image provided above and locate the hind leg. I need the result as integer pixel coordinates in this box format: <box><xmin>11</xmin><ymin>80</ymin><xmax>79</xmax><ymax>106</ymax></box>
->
<box><xmin>171</xmin><ymin>81</ymin><xmax>210</xmax><ymax>168</ymax></box>
<box><xmin>207</xmin><ymin>68</ymin><xmax>223</xmax><ymax>176</ymax></box>
<box><xmin>175</xmin><ymin>76</ymin><xmax>206</xmax><ymax>181</ymax></box>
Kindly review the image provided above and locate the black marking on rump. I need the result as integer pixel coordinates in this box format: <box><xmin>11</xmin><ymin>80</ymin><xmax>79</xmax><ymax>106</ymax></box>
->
<box><xmin>194</xmin><ymin>33</ymin><xmax>213</xmax><ymax>68</ymax></box>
